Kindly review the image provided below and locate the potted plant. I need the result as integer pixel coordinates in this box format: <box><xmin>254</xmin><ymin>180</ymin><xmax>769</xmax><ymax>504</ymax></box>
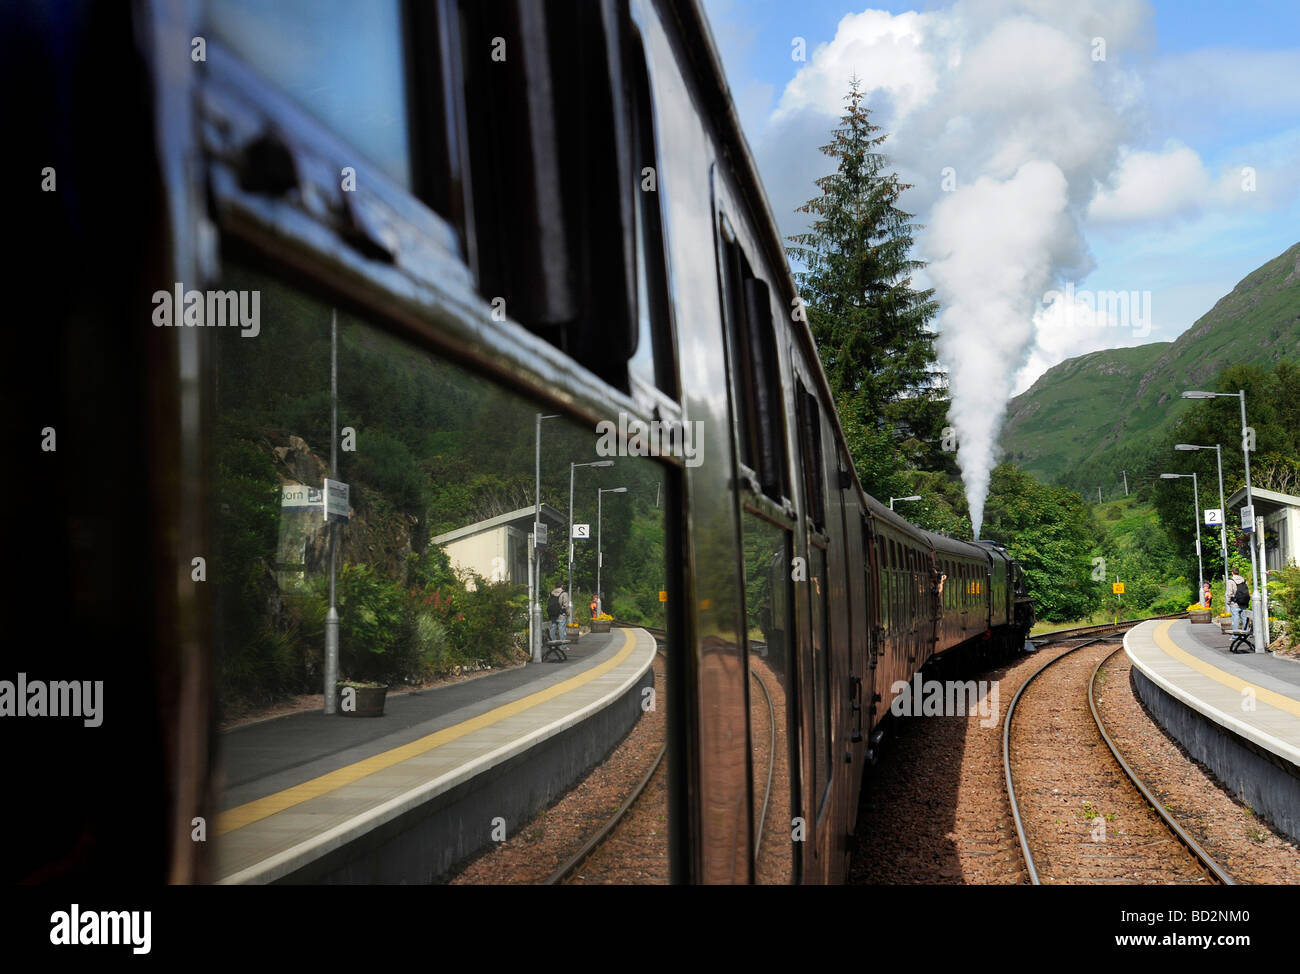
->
<box><xmin>590</xmin><ymin>613</ymin><xmax>613</xmax><ymax>634</ymax></box>
<box><xmin>1187</xmin><ymin>604</ymin><xmax>1212</xmax><ymax>625</ymax></box>
<box><xmin>566</xmin><ymin>622</ymin><xmax>581</xmax><ymax>643</ymax></box>
<box><xmin>337</xmin><ymin>680</ymin><xmax>389</xmax><ymax>717</ymax></box>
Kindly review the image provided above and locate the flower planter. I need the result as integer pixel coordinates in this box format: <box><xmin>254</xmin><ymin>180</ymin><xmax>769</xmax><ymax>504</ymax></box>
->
<box><xmin>566</xmin><ymin>626</ymin><xmax>581</xmax><ymax>643</ymax></box>
<box><xmin>337</xmin><ymin>685</ymin><xmax>388</xmax><ymax>717</ymax></box>
<box><xmin>590</xmin><ymin>620</ymin><xmax>611</xmax><ymax>633</ymax></box>
<box><xmin>1188</xmin><ymin>610</ymin><xmax>1212</xmax><ymax>625</ymax></box>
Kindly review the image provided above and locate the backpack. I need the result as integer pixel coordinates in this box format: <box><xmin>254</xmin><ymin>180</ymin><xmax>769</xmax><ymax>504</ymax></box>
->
<box><xmin>1233</xmin><ymin>581</ymin><xmax>1250</xmax><ymax>607</ymax></box>
<box><xmin>547</xmin><ymin>592</ymin><xmax>562</xmax><ymax>620</ymax></box>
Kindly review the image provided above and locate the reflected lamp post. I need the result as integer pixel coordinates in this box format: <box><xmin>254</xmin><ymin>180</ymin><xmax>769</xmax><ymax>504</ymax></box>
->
<box><xmin>596</xmin><ymin>486</ymin><xmax>627</xmax><ymax>617</ymax></box>
<box><xmin>570</xmin><ymin>460</ymin><xmax>614</xmax><ymax>615</ymax></box>
<box><xmin>532</xmin><ymin>413</ymin><xmax>560</xmax><ymax>662</ymax></box>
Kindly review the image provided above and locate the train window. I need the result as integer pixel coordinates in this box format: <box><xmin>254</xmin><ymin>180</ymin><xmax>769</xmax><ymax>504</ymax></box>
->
<box><xmin>902</xmin><ymin>550</ymin><xmax>911</xmax><ymax>625</ymax></box>
<box><xmin>885</xmin><ymin>539</ymin><xmax>896</xmax><ymax>633</ymax></box>
<box><xmin>795</xmin><ymin>383</ymin><xmax>826</xmax><ymax>531</ymax></box>
<box><xmin>457</xmin><ymin>0</ymin><xmax>641</xmax><ymax>392</ymax></box>
<box><xmin>743</xmin><ymin>512</ymin><xmax>796</xmax><ymax>883</ymax></box>
<box><xmin>626</xmin><ymin>19</ymin><xmax>678</xmax><ymax>400</ymax></box>
<box><xmin>208</xmin><ymin>263</ymin><xmax>674</xmax><ymax>885</ymax></box>
<box><xmin>808</xmin><ymin>544</ymin><xmax>832</xmax><ymax>812</ymax></box>
<box><xmin>718</xmin><ymin>228</ymin><xmax>788</xmax><ymax>500</ymax></box>
<box><xmin>203</xmin><ymin>0</ymin><xmax>413</xmax><ymax>188</ymax></box>
<box><xmin>883</xmin><ymin>559</ymin><xmax>894</xmax><ymax>634</ymax></box>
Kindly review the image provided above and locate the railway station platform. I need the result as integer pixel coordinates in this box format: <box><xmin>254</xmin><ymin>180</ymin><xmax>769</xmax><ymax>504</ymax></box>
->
<box><xmin>1125</xmin><ymin>618</ymin><xmax>1300</xmax><ymax>844</ymax></box>
<box><xmin>213</xmin><ymin>626</ymin><xmax>658</xmax><ymax>884</ymax></box>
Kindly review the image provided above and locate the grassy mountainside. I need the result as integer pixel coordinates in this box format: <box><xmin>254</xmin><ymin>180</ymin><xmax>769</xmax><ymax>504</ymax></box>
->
<box><xmin>1001</xmin><ymin>241</ymin><xmax>1300</xmax><ymax>492</ymax></box>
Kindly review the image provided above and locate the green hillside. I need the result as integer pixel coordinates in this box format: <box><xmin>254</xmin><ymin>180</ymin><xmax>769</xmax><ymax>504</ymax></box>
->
<box><xmin>1001</xmin><ymin>241</ymin><xmax>1300</xmax><ymax>494</ymax></box>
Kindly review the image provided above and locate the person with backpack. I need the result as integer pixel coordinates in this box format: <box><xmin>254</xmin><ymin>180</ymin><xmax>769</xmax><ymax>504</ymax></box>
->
<box><xmin>1226</xmin><ymin>572</ymin><xmax>1249</xmax><ymax>630</ymax></box>
<box><xmin>546</xmin><ymin>584</ymin><xmax>571</xmax><ymax>644</ymax></box>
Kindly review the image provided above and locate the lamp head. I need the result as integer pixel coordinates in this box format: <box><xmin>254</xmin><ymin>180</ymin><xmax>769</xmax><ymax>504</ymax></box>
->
<box><xmin>1159</xmin><ymin>473</ymin><xmax>1182</xmax><ymax>479</ymax></box>
<box><xmin>1181</xmin><ymin>391</ymin><xmax>1215</xmax><ymax>399</ymax></box>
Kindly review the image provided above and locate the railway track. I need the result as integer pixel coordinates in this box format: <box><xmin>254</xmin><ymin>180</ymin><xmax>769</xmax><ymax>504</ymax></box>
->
<box><xmin>544</xmin><ymin>741</ymin><xmax>667</xmax><ymax>885</ymax></box>
<box><xmin>1029</xmin><ymin>612</ymin><xmax>1185</xmax><ymax>645</ymax></box>
<box><xmin>1003</xmin><ymin>624</ymin><xmax>1234</xmax><ymax>885</ymax></box>
<box><xmin>555</xmin><ymin>623</ymin><xmax>782</xmax><ymax>882</ymax></box>
<box><xmin>545</xmin><ymin>630</ymin><xmax>671</xmax><ymax>885</ymax></box>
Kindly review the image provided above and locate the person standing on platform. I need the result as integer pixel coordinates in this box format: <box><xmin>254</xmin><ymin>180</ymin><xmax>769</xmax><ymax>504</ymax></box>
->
<box><xmin>547</xmin><ymin>584</ymin><xmax>570</xmax><ymax>644</ymax></box>
<box><xmin>1227</xmin><ymin>572</ymin><xmax>1249</xmax><ymax>630</ymax></box>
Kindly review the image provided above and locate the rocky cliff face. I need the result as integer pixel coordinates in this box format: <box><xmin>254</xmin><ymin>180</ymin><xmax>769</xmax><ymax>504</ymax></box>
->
<box><xmin>268</xmin><ymin>432</ymin><xmax>421</xmax><ymax>583</ymax></box>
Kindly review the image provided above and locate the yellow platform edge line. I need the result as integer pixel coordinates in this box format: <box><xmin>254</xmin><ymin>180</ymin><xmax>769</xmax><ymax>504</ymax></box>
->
<box><xmin>1152</xmin><ymin>620</ymin><xmax>1300</xmax><ymax>718</ymax></box>
<box><xmin>217</xmin><ymin>629</ymin><xmax>636</xmax><ymax>836</ymax></box>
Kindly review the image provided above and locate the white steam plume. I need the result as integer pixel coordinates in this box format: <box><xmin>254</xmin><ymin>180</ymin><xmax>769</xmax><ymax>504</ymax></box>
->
<box><xmin>928</xmin><ymin>163</ymin><xmax>1078</xmax><ymax>536</ymax></box>
<box><xmin>737</xmin><ymin>0</ymin><xmax>1152</xmax><ymax>537</ymax></box>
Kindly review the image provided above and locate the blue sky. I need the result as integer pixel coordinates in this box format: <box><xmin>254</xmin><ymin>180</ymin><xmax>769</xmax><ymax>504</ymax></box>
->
<box><xmin>700</xmin><ymin>0</ymin><xmax>1300</xmax><ymax>394</ymax></box>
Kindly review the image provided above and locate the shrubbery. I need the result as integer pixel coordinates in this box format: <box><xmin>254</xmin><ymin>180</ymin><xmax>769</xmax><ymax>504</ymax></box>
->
<box><xmin>1269</xmin><ymin>565</ymin><xmax>1299</xmax><ymax>648</ymax></box>
<box><xmin>332</xmin><ymin>564</ymin><xmax>527</xmax><ymax>685</ymax></box>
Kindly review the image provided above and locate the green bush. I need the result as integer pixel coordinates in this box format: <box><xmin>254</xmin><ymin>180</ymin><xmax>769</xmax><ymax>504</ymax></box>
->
<box><xmin>337</xmin><ymin>562</ymin><xmax>407</xmax><ymax>683</ymax></box>
<box><xmin>1148</xmin><ymin>595</ymin><xmax>1188</xmax><ymax>615</ymax></box>
<box><xmin>449</xmin><ymin>576</ymin><xmax>528</xmax><ymax>664</ymax></box>
<box><xmin>1269</xmin><ymin>566</ymin><xmax>1298</xmax><ymax>647</ymax></box>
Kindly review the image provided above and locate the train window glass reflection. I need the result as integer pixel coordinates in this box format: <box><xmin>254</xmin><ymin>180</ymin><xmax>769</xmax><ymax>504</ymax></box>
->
<box><xmin>809</xmin><ymin>544</ymin><xmax>831</xmax><ymax>810</ymax></box>
<box><xmin>795</xmin><ymin>383</ymin><xmax>825</xmax><ymax>530</ymax></box>
<box><xmin>203</xmin><ymin>0</ymin><xmax>412</xmax><ymax>187</ymax></box>
<box><xmin>209</xmin><ymin>264</ymin><xmax>671</xmax><ymax>884</ymax></box>
<box><xmin>627</xmin><ymin>39</ymin><xmax>677</xmax><ymax>400</ymax></box>
<box><xmin>743</xmin><ymin>512</ymin><xmax>795</xmax><ymax>883</ymax></box>
<box><xmin>719</xmin><ymin>233</ymin><xmax>788</xmax><ymax>500</ymax></box>
<box><xmin>457</xmin><ymin>1</ymin><xmax>642</xmax><ymax>394</ymax></box>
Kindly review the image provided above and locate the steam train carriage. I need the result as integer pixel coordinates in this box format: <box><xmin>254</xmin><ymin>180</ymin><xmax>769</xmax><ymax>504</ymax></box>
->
<box><xmin>7</xmin><ymin>0</ymin><xmax>1032</xmax><ymax>885</ymax></box>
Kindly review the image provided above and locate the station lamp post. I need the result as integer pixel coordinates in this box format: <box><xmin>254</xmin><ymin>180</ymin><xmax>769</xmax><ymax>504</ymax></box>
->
<box><xmin>569</xmin><ymin>460</ymin><xmax>614</xmax><ymax>612</ymax></box>
<box><xmin>1175</xmin><ymin>443</ymin><xmax>1229</xmax><ymax>602</ymax></box>
<box><xmin>596</xmin><ymin>486</ymin><xmax>628</xmax><ymax>616</ymax></box>
<box><xmin>532</xmin><ymin>413</ymin><xmax>560</xmax><ymax>662</ymax></box>
<box><xmin>1160</xmin><ymin>473</ymin><xmax>1204</xmax><ymax>607</ymax></box>
<box><xmin>1182</xmin><ymin>389</ymin><xmax>1264</xmax><ymax>651</ymax></box>
<box><xmin>889</xmin><ymin>495</ymin><xmax>922</xmax><ymax>511</ymax></box>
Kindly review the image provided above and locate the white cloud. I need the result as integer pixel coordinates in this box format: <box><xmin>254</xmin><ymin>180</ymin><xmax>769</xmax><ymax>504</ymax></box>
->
<box><xmin>773</xmin><ymin>10</ymin><xmax>940</xmax><ymax>121</ymax></box>
<box><xmin>1088</xmin><ymin>142</ymin><xmax>1209</xmax><ymax>222</ymax></box>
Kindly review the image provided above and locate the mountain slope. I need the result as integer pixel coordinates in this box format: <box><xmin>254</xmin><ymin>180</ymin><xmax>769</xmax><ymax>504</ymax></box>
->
<box><xmin>1000</xmin><ymin>241</ymin><xmax>1300</xmax><ymax>490</ymax></box>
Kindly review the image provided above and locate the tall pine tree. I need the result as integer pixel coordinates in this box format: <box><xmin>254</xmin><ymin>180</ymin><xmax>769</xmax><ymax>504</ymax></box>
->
<box><xmin>788</xmin><ymin>79</ymin><xmax>948</xmax><ymax>491</ymax></box>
